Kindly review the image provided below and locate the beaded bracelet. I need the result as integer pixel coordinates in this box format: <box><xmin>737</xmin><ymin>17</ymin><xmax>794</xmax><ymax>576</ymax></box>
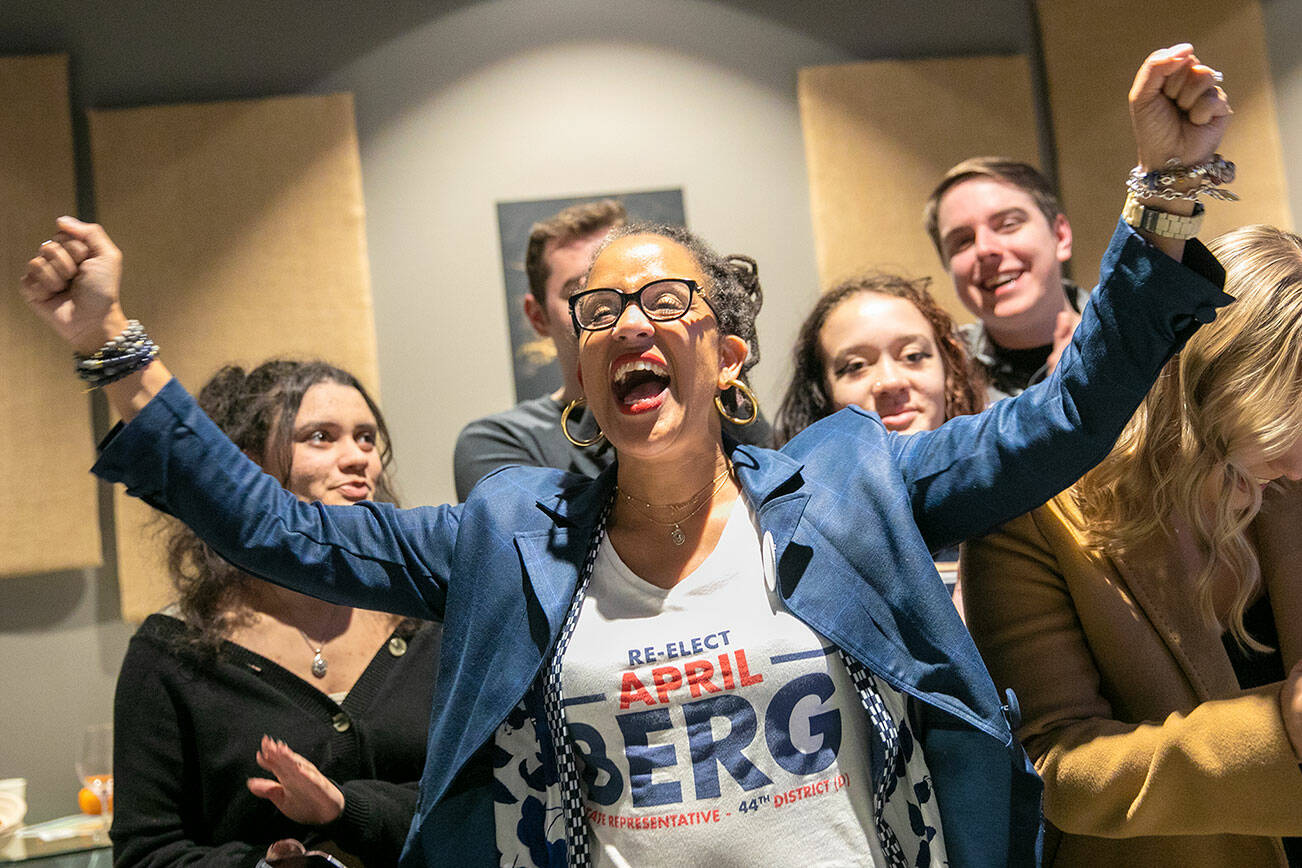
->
<box><xmin>1126</xmin><ymin>154</ymin><xmax>1238</xmax><ymax>202</ymax></box>
<box><xmin>74</xmin><ymin>319</ymin><xmax>159</xmax><ymax>389</ymax></box>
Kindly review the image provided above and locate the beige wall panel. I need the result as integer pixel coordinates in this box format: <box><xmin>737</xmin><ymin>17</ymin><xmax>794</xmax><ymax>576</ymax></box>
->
<box><xmin>90</xmin><ymin>94</ymin><xmax>378</xmax><ymax>620</ymax></box>
<box><xmin>798</xmin><ymin>55</ymin><xmax>1040</xmax><ymax>323</ymax></box>
<box><xmin>1039</xmin><ymin>0</ymin><xmax>1291</xmax><ymax>285</ymax></box>
<box><xmin>0</xmin><ymin>55</ymin><xmax>102</xmax><ymax>576</ymax></box>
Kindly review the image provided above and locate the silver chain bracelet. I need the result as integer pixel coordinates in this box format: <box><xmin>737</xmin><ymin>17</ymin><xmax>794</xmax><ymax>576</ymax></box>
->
<box><xmin>1126</xmin><ymin>154</ymin><xmax>1238</xmax><ymax>202</ymax></box>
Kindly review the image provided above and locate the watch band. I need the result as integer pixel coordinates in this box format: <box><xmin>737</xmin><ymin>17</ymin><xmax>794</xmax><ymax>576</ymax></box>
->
<box><xmin>1122</xmin><ymin>191</ymin><xmax>1205</xmax><ymax>240</ymax></box>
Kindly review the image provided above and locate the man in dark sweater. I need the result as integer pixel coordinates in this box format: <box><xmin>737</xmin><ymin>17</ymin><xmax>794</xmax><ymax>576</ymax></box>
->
<box><xmin>453</xmin><ymin>200</ymin><xmax>624</xmax><ymax>500</ymax></box>
<box><xmin>924</xmin><ymin>158</ymin><xmax>1085</xmax><ymax>403</ymax></box>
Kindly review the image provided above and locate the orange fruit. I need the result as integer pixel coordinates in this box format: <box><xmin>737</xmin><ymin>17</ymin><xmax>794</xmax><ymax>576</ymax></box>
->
<box><xmin>78</xmin><ymin>775</ymin><xmax>113</xmax><ymax>815</ymax></box>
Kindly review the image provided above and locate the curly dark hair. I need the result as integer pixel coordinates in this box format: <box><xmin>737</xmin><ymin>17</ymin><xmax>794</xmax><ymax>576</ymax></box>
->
<box><xmin>773</xmin><ymin>273</ymin><xmax>985</xmax><ymax>445</ymax></box>
<box><xmin>588</xmin><ymin>222</ymin><xmax>764</xmax><ymax>420</ymax></box>
<box><xmin>165</xmin><ymin>359</ymin><xmax>397</xmax><ymax>648</ymax></box>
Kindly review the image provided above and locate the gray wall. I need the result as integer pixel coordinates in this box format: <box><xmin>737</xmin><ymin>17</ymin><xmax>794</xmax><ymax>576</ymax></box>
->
<box><xmin>1264</xmin><ymin>0</ymin><xmax>1302</xmax><ymax>227</ymax></box>
<box><xmin>321</xmin><ymin>0</ymin><xmax>859</xmax><ymax>507</ymax></box>
<box><xmin>2</xmin><ymin>0</ymin><xmax>1298</xmax><ymax>825</ymax></box>
<box><xmin>0</xmin><ymin>569</ymin><xmax>134</xmax><ymax>824</ymax></box>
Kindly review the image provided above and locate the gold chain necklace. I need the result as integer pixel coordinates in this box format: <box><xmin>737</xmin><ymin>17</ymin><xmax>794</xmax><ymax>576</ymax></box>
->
<box><xmin>617</xmin><ymin>465</ymin><xmax>732</xmax><ymax>546</ymax></box>
<box><xmin>618</xmin><ymin>465</ymin><xmax>730</xmax><ymax>514</ymax></box>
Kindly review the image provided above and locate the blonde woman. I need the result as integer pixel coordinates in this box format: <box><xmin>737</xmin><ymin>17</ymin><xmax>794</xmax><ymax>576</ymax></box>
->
<box><xmin>963</xmin><ymin>224</ymin><xmax>1302</xmax><ymax>867</ymax></box>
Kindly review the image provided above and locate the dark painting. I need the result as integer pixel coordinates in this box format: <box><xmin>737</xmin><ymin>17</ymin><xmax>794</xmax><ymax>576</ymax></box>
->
<box><xmin>496</xmin><ymin>189</ymin><xmax>686</xmax><ymax>402</ymax></box>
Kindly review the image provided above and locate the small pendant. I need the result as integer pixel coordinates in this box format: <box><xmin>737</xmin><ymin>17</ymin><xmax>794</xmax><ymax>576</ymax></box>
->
<box><xmin>669</xmin><ymin>525</ymin><xmax>686</xmax><ymax>546</ymax></box>
<box><xmin>311</xmin><ymin>651</ymin><xmax>328</xmax><ymax>678</ymax></box>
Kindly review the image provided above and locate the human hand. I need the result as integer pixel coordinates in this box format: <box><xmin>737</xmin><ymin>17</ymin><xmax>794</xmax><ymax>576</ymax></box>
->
<box><xmin>260</xmin><ymin>840</ymin><xmax>346</xmax><ymax>868</ymax></box>
<box><xmin>1281</xmin><ymin>660</ymin><xmax>1302</xmax><ymax>761</ymax></box>
<box><xmin>266</xmin><ymin>839</ymin><xmax>308</xmax><ymax>860</ymax></box>
<box><xmin>1129</xmin><ymin>44</ymin><xmax>1231</xmax><ymax>173</ymax></box>
<box><xmin>1045</xmin><ymin>309</ymin><xmax>1081</xmax><ymax>376</ymax></box>
<box><xmin>247</xmin><ymin>736</ymin><xmax>345</xmax><ymax>826</ymax></box>
<box><xmin>19</xmin><ymin>217</ymin><xmax>130</xmax><ymax>355</ymax></box>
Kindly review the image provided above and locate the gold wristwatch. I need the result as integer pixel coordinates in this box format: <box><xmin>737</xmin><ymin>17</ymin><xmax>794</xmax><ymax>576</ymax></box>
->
<box><xmin>1122</xmin><ymin>191</ymin><xmax>1205</xmax><ymax>240</ymax></box>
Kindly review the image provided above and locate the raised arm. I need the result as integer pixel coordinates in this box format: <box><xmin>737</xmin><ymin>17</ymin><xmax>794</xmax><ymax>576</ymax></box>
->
<box><xmin>896</xmin><ymin>45</ymin><xmax>1235</xmax><ymax>548</ymax></box>
<box><xmin>1127</xmin><ymin>43</ymin><xmax>1232</xmax><ymax>259</ymax></box>
<box><xmin>21</xmin><ymin>220</ymin><xmax>459</xmax><ymax>619</ymax></box>
<box><xmin>20</xmin><ymin>216</ymin><xmax>171</xmax><ymax>420</ymax></box>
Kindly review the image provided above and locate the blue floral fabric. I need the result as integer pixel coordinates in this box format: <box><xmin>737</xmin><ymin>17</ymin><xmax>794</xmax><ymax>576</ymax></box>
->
<box><xmin>492</xmin><ymin>689</ymin><xmax>566</xmax><ymax>867</ymax></box>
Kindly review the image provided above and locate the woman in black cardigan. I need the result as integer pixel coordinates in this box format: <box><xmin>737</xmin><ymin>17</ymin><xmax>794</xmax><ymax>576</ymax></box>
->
<box><xmin>111</xmin><ymin>360</ymin><xmax>441</xmax><ymax>867</ymax></box>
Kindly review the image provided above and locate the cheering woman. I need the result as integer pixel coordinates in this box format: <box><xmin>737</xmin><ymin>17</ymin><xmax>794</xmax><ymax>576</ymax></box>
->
<box><xmin>22</xmin><ymin>45</ymin><xmax>1229</xmax><ymax>868</ymax></box>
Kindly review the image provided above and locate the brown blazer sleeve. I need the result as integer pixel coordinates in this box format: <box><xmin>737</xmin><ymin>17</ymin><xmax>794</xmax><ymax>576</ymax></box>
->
<box><xmin>962</xmin><ymin>501</ymin><xmax>1302</xmax><ymax>839</ymax></box>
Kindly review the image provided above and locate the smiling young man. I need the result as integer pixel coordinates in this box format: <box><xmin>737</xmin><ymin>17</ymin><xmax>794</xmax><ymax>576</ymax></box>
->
<box><xmin>924</xmin><ymin>158</ymin><xmax>1085</xmax><ymax>402</ymax></box>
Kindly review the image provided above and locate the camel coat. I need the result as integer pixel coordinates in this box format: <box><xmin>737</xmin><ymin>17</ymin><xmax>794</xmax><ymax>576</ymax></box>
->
<box><xmin>962</xmin><ymin>482</ymin><xmax>1302</xmax><ymax>867</ymax></box>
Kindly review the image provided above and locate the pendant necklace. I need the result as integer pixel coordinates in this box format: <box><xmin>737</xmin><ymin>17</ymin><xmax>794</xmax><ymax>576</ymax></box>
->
<box><xmin>617</xmin><ymin>464</ymin><xmax>732</xmax><ymax>546</ymax></box>
<box><xmin>296</xmin><ymin>628</ymin><xmax>329</xmax><ymax>678</ymax></box>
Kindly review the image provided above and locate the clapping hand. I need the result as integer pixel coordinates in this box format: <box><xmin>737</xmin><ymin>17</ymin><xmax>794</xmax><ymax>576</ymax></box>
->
<box><xmin>247</xmin><ymin>735</ymin><xmax>346</xmax><ymax>826</ymax></box>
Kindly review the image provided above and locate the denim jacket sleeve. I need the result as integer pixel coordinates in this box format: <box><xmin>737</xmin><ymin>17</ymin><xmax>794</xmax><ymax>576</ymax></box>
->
<box><xmin>894</xmin><ymin>219</ymin><xmax>1231</xmax><ymax>551</ymax></box>
<box><xmin>92</xmin><ymin>378</ymin><xmax>460</xmax><ymax>620</ymax></box>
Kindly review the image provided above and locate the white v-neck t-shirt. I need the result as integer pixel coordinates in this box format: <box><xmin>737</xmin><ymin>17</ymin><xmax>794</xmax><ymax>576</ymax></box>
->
<box><xmin>561</xmin><ymin>500</ymin><xmax>884</xmax><ymax>867</ymax></box>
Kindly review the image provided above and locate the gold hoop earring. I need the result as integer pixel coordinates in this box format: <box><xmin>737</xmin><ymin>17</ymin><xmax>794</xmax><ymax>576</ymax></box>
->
<box><xmin>715</xmin><ymin>379</ymin><xmax>759</xmax><ymax>426</ymax></box>
<box><xmin>561</xmin><ymin>398</ymin><xmax>605</xmax><ymax>447</ymax></box>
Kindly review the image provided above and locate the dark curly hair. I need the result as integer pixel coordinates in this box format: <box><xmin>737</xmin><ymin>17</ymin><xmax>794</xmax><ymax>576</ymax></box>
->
<box><xmin>588</xmin><ymin>222</ymin><xmax>763</xmax><ymax>420</ymax></box>
<box><xmin>165</xmin><ymin>359</ymin><xmax>397</xmax><ymax>648</ymax></box>
<box><xmin>774</xmin><ymin>273</ymin><xmax>985</xmax><ymax>445</ymax></box>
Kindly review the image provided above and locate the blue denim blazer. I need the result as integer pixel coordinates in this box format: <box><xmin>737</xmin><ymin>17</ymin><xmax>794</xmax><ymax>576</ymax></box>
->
<box><xmin>96</xmin><ymin>222</ymin><xmax>1227</xmax><ymax>866</ymax></box>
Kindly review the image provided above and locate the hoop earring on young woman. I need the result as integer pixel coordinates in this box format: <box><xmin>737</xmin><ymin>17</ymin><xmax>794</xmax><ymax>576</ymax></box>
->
<box><xmin>714</xmin><ymin>379</ymin><xmax>759</xmax><ymax>426</ymax></box>
<box><xmin>561</xmin><ymin>398</ymin><xmax>605</xmax><ymax>447</ymax></box>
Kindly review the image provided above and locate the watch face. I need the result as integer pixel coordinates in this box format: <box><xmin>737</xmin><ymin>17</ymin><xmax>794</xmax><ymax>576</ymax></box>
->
<box><xmin>1141</xmin><ymin>210</ymin><xmax>1167</xmax><ymax>232</ymax></box>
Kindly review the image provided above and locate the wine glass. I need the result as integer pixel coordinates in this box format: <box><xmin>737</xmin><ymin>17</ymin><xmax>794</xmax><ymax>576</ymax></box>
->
<box><xmin>75</xmin><ymin>724</ymin><xmax>113</xmax><ymax>820</ymax></box>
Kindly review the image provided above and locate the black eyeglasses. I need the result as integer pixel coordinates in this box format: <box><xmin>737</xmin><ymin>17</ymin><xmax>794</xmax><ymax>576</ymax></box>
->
<box><xmin>569</xmin><ymin>278</ymin><xmax>710</xmax><ymax>333</ymax></box>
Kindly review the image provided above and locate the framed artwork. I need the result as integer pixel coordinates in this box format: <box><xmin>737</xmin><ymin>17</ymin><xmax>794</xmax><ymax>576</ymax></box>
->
<box><xmin>496</xmin><ymin>188</ymin><xmax>685</xmax><ymax>402</ymax></box>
